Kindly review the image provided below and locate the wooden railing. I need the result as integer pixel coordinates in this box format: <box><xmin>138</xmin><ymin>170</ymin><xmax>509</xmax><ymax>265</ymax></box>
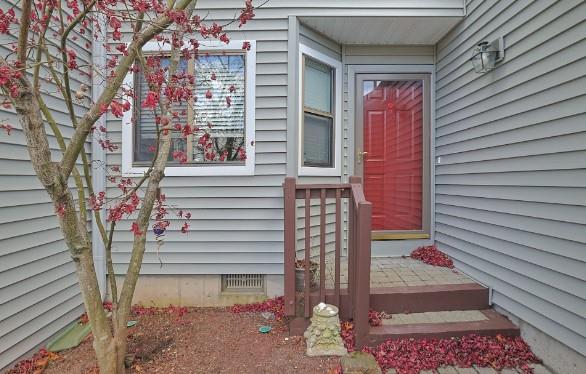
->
<box><xmin>283</xmin><ymin>176</ymin><xmax>372</xmax><ymax>347</ymax></box>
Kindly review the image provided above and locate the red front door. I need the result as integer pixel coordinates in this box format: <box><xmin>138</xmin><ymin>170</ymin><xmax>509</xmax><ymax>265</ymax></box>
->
<box><xmin>360</xmin><ymin>78</ymin><xmax>424</xmax><ymax>231</ymax></box>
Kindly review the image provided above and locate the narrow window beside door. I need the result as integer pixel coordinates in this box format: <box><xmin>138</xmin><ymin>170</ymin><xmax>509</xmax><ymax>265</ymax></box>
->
<box><xmin>298</xmin><ymin>44</ymin><xmax>342</xmax><ymax>177</ymax></box>
<box><xmin>302</xmin><ymin>57</ymin><xmax>334</xmax><ymax>167</ymax></box>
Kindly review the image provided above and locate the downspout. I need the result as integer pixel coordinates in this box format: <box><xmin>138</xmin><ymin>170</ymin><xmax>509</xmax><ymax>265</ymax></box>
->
<box><xmin>91</xmin><ymin>12</ymin><xmax>107</xmax><ymax>299</ymax></box>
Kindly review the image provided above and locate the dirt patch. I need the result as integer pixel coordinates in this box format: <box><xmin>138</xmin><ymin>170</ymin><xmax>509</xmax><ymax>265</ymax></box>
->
<box><xmin>43</xmin><ymin>308</ymin><xmax>338</xmax><ymax>374</ymax></box>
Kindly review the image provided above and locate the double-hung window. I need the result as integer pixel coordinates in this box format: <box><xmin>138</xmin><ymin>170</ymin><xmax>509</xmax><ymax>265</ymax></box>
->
<box><xmin>122</xmin><ymin>40</ymin><xmax>256</xmax><ymax>176</ymax></box>
<box><xmin>298</xmin><ymin>44</ymin><xmax>342</xmax><ymax>176</ymax></box>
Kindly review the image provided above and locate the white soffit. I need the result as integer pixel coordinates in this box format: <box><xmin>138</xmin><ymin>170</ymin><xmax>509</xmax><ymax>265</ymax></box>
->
<box><xmin>299</xmin><ymin>16</ymin><xmax>463</xmax><ymax>45</ymax></box>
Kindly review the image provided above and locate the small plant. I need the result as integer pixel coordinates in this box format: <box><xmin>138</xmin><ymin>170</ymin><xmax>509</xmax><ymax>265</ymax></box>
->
<box><xmin>295</xmin><ymin>258</ymin><xmax>318</xmax><ymax>271</ymax></box>
<box><xmin>294</xmin><ymin>259</ymin><xmax>319</xmax><ymax>290</ymax></box>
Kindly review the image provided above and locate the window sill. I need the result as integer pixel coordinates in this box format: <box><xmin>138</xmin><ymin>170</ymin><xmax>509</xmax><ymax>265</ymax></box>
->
<box><xmin>122</xmin><ymin>164</ymin><xmax>254</xmax><ymax>177</ymax></box>
<box><xmin>298</xmin><ymin>165</ymin><xmax>341</xmax><ymax>177</ymax></box>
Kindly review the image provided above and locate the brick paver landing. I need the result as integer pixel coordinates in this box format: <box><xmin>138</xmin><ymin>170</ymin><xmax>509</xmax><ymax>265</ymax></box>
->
<box><xmin>324</xmin><ymin>256</ymin><xmax>474</xmax><ymax>289</ymax></box>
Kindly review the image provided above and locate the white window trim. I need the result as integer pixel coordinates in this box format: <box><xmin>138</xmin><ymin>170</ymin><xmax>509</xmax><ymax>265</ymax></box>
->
<box><xmin>122</xmin><ymin>40</ymin><xmax>256</xmax><ymax>176</ymax></box>
<box><xmin>298</xmin><ymin>43</ymin><xmax>342</xmax><ymax>177</ymax></box>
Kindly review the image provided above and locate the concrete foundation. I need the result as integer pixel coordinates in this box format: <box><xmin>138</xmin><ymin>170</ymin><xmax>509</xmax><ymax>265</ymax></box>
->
<box><xmin>495</xmin><ymin>306</ymin><xmax>586</xmax><ymax>374</ymax></box>
<box><xmin>110</xmin><ymin>274</ymin><xmax>284</xmax><ymax>307</ymax></box>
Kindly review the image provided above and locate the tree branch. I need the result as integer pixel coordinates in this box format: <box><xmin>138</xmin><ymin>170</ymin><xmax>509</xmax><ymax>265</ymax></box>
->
<box><xmin>115</xmin><ymin>0</ymin><xmax>197</xmax><ymax>331</ymax></box>
<box><xmin>59</xmin><ymin>0</ymin><xmax>195</xmax><ymax>181</ymax></box>
<box><xmin>16</xmin><ymin>0</ymin><xmax>32</xmax><ymax>65</ymax></box>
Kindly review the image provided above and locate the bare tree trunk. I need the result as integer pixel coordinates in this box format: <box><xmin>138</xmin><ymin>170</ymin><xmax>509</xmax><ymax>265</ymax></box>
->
<box><xmin>10</xmin><ymin>72</ymin><xmax>120</xmax><ymax>373</ymax></box>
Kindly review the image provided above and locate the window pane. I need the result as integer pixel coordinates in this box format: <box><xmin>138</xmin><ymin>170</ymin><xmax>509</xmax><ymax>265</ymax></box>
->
<box><xmin>193</xmin><ymin>54</ymin><xmax>246</xmax><ymax>163</ymax></box>
<box><xmin>304</xmin><ymin>58</ymin><xmax>332</xmax><ymax>113</ymax></box>
<box><xmin>134</xmin><ymin>57</ymin><xmax>189</xmax><ymax>163</ymax></box>
<box><xmin>303</xmin><ymin>112</ymin><xmax>333</xmax><ymax>167</ymax></box>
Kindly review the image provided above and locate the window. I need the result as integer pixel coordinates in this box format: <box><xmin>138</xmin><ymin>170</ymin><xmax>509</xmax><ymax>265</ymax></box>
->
<box><xmin>298</xmin><ymin>44</ymin><xmax>342</xmax><ymax>176</ymax></box>
<box><xmin>122</xmin><ymin>40</ymin><xmax>256</xmax><ymax>176</ymax></box>
<box><xmin>303</xmin><ymin>58</ymin><xmax>334</xmax><ymax>167</ymax></box>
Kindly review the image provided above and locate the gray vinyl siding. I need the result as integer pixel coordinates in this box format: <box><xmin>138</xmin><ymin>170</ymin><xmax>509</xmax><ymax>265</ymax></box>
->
<box><xmin>434</xmin><ymin>0</ymin><xmax>586</xmax><ymax>356</ymax></box>
<box><xmin>108</xmin><ymin>1</ymin><xmax>464</xmax><ymax>275</ymax></box>
<box><xmin>106</xmin><ymin>3</ymin><xmax>290</xmax><ymax>275</ymax></box>
<box><xmin>0</xmin><ymin>0</ymin><xmax>89</xmax><ymax>368</ymax></box>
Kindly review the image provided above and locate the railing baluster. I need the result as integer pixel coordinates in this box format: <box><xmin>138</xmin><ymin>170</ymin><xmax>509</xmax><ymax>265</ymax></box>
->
<box><xmin>334</xmin><ymin>188</ymin><xmax>341</xmax><ymax>308</ymax></box>
<box><xmin>319</xmin><ymin>189</ymin><xmax>326</xmax><ymax>303</ymax></box>
<box><xmin>283</xmin><ymin>178</ymin><xmax>297</xmax><ymax>316</ymax></box>
<box><xmin>304</xmin><ymin>189</ymin><xmax>311</xmax><ymax>318</ymax></box>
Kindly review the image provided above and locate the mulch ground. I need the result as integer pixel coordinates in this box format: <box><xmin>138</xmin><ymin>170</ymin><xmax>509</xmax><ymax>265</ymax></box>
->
<box><xmin>42</xmin><ymin>308</ymin><xmax>339</xmax><ymax>374</ymax></box>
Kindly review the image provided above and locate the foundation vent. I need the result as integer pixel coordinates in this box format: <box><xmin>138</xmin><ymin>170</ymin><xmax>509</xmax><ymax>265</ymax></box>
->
<box><xmin>222</xmin><ymin>274</ymin><xmax>264</xmax><ymax>292</ymax></box>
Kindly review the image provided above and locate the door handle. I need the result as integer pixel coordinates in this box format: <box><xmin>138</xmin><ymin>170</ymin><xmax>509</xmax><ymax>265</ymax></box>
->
<box><xmin>357</xmin><ymin>150</ymin><xmax>368</xmax><ymax>164</ymax></box>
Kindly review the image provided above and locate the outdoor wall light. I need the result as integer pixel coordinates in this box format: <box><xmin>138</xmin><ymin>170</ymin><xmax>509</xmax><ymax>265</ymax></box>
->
<box><xmin>470</xmin><ymin>37</ymin><xmax>505</xmax><ymax>73</ymax></box>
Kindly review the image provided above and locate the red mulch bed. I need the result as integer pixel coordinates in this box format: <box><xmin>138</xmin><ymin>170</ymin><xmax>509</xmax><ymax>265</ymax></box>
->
<box><xmin>8</xmin><ymin>298</ymin><xmax>542</xmax><ymax>374</ymax></box>
<box><xmin>11</xmin><ymin>307</ymin><xmax>338</xmax><ymax>374</ymax></box>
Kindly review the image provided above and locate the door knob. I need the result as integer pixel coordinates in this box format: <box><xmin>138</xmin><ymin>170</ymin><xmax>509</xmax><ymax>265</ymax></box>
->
<box><xmin>357</xmin><ymin>150</ymin><xmax>368</xmax><ymax>163</ymax></box>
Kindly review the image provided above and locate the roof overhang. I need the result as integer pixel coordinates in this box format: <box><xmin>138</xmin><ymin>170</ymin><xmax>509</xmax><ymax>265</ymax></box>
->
<box><xmin>298</xmin><ymin>16</ymin><xmax>463</xmax><ymax>45</ymax></box>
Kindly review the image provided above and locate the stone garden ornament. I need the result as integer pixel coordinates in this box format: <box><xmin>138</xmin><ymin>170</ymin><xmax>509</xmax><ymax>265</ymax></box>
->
<box><xmin>304</xmin><ymin>303</ymin><xmax>348</xmax><ymax>356</ymax></box>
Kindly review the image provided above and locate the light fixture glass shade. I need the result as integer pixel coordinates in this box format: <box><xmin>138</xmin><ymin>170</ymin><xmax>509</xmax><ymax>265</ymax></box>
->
<box><xmin>470</xmin><ymin>41</ymin><xmax>497</xmax><ymax>73</ymax></box>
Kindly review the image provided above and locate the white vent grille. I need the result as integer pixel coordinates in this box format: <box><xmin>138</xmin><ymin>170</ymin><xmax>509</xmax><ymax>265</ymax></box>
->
<box><xmin>222</xmin><ymin>274</ymin><xmax>264</xmax><ymax>292</ymax></box>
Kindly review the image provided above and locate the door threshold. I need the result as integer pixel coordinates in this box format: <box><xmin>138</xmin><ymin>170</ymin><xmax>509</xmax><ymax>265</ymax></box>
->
<box><xmin>372</xmin><ymin>233</ymin><xmax>430</xmax><ymax>241</ymax></box>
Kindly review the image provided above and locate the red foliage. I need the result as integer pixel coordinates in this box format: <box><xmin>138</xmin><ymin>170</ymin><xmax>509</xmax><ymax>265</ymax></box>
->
<box><xmin>0</xmin><ymin>123</ymin><xmax>13</xmax><ymax>135</ymax></box>
<box><xmin>410</xmin><ymin>245</ymin><xmax>454</xmax><ymax>268</ymax></box>
<box><xmin>89</xmin><ymin>191</ymin><xmax>106</xmax><ymax>211</ymax></box>
<box><xmin>141</xmin><ymin>91</ymin><xmax>159</xmax><ymax>109</ymax></box>
<box><xmin>230</xmin><ymin>296</ymin><xmax>285</xmax><ymax>321</ymax></box>
<box><xmin>361</xmin><ymin>334</ymin><xmax>540</xmax><ymax>374</ymax></box>
<box><xmin>369</xmin><ymin>309</ymin><xmax>383</xmax><ymax>327</ymax></box>
<box><xmin>109</xmin><ymin>100</ymin><xmax>130</xmax><ymax>118</ymax></box>
<box><xmin>107</xmin><ymin>192</ymin><xmax>140</xmax><ymax>222</ymax></box>
<box><xmin>6</xmin><ymin>348</ymin><xmax>60</xmax><ymax>374</ymax></box>
<box><xmin>340</xmin><ymin>321</ymin><xmax>356</xmax><ymax>352</ymax></box>
<box><xmin>102</xmin><ymin>301</ymin><xmax>187</xmax><ymax>319</ymax></box>
<box><xmin>55</xmin><ymin>203</ymin><xmax>66</xmax><ymax>217</ymax></box>
<box><xmin>0</xmin><ymin>8</ymin><xmax>17</xmax><ymax>34</ymax></box>
<box><xmin>130</xmin><ymin>222</ymin><xmax>143</xmax><ymax>236</ymax></box>
<box><xmin>238</xmin><ymin>0</ymin><xmax>255</xmax><ymax>27</ymax></box>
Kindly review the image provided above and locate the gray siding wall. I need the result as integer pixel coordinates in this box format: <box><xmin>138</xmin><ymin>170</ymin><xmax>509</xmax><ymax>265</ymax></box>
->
<box><xmin>108</xmin><ymin>1</ymin><xmax>464</xmax><ymax>275</ymax></box>
<box><xmin>107</xmin><ymin>3</ymin><xmax>290</xmax><ymax>275</ymax></box>
<box><xmin>434</xmin><ymin>0</ymin><xmax>586</xmax><ymax>356</ymax></box>
<box><xmin>0</xmin><ymin>0</ymin><xmax>90</xmax><ymax>368</ymax></box>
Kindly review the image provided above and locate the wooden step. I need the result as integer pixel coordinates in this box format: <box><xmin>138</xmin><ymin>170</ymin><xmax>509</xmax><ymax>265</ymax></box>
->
<box><xmin>298</xmin><ymin>283</ymin><xmax>489</xmax><ymax>320</ymax></box>
<box><xmin>370</xmin><ymin>283</ymin><xmax>490</xmax><ymax>313</ymax></box>
<box><xmin>366</xmin><ymin>309</ymin><xmax>519</xmax><ymax>346</ymax></box>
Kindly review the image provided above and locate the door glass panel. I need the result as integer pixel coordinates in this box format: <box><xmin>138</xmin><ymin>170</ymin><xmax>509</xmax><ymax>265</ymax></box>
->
<box><xmin>362</xmin><ymin>79</ymin><xmax>423</xmax><ymax>231</ymax></box>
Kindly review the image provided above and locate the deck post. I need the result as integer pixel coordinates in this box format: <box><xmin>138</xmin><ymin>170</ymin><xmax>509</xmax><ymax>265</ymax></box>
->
<box><xmin>283</xmin><ymin>177</ymin><xmax>297</xmax><ymax>316</ymax></box>
<box><xmin>354</xmin><ymin>200</ymin><xmax>372</xmax><ymax>349</ymax></box>
<box><xmin>347</xmin><ymin>176</ymin><xmax>362</xmax><ymax>318</ymax></box>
